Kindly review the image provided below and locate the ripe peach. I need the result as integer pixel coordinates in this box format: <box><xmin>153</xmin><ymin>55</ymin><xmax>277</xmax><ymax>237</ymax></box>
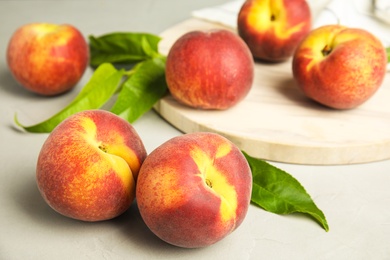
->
<box><xmin>36</xmin><ymin>110</ymin><xmax>147</xmax><ymax>221</ymax></box>
<box><xmin>7</xmin><ymin>23</ymin><xmax>89</xmax><ymax>96</ymax></box>
<box><xmin>136</xmin><ymin>132</ymin><xmax>252</xmax><ymax>248</ymax></box>
<box><xmin>165</xmin><ymin>29</ymin><xmax>254</xmax><ymax>110</ymax></box>
<box><xmin>292</xmin><ymin>25</ymin><xmax>388</xmax><ymax>109</ymax></box>
<box><xmin>237</xmin><ymin>0</ymin><xmax>311</xmax><ymax>61</ymax></box>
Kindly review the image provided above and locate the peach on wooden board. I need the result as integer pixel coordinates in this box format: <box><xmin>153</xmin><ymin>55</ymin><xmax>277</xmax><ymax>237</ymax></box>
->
<box><xmin>237</xmin><ymin>0</ymin><xmax>311</xmax><ymax>61</ymax></box>
<box><xmin>292</xmin><ymin>25</ymin><xmax>387</xmax><ymax>109</ymax></box>
<box><xmin>165</xmin><ymin>29</ymin><xmax>254</xmax><ymax>110</ymax></box>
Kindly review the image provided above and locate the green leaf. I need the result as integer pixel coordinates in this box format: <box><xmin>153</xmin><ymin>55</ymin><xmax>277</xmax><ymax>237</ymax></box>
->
<box><xmin>386</xmin><ymin>47</ymin><xmax>390</xmax><ymax>63</ymax></box>
<box><xmin>89</xmin><ymin>32</ymin><xmax>162</xmax><ymax>67</ymax></box>
<box><xmin>15</xmin><ymin>63</ymin><xmax>124</xmax><ymax>133</ymax></box>
<box><xmin>110</xmin><ymin>56</ymin><xmax>168</xmax><ymax>123</ymax></box>
<box><xmin>243</xmin><ymin>151</ymin><xmax>329</xmax><ymax>232</ymax></box>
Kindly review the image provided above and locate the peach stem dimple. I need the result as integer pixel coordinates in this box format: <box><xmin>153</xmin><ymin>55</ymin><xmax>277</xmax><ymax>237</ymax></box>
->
<box><xmin>205</xmin><ymin>179</ymin><xmax>213</xmax><ymax>188</ymax></box>
<box><xmin>322</xmin><ymin>45</ymin><xmax>332</xmax><ymax>56</ymax></box>
<box><xmin>269</xmin><ymin>0</ymin><xmax>278</xmax><ymax>22</ymax></box>
<box><xmin>98</xmin><ymin>144</ymin><xmax>108</xmax><ymax>153</ymax></box>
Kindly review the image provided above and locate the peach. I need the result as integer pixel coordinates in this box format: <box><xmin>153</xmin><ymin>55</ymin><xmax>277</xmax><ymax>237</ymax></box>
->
<box><xmin>7</xmin><ymin>23</ymin><xmax>89</xmax><ymax>96</ymax></box>
<box><xmin>36</xmin><ymin>110</ymin><xmax>147</xmax><ymax>221</ymax></box>
<box><xmin>165</xmin><ymin>29</ymin><xmax>254</xmax><ymax>110</ymax></box>
<box><xmin>136</xmin><ymin>132</ymin><xmax>252</xmax><ymax>248</ymax></box>
<box><xmin>292</xmin><ymin>25</ymin><xmax>388</xmax><ymax>109</ymax></box>
<box><xmin>237</xmin><ymin>0</ymin><xmax>311</xmax><ymax>61</ymax></box>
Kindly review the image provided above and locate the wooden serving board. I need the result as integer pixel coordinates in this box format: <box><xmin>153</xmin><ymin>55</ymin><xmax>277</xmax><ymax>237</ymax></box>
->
<box><xmin>154</xmin><ymin>18</ymin><xmax>390</xmax><ymax>165</ymax></box>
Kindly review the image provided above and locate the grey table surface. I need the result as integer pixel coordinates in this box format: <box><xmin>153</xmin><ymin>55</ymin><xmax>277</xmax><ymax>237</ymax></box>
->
<box><xmin>0</xmin><ymin>0</ymin><xmax>389</xmax><ymax>259</ymax></box>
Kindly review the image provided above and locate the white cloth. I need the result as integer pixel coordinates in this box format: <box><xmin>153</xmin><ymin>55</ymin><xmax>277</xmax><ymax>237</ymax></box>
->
<box><xmin>314</xmin><ymin>0</ymin><xmax>390</xmax><ymax>47</ymax></box>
